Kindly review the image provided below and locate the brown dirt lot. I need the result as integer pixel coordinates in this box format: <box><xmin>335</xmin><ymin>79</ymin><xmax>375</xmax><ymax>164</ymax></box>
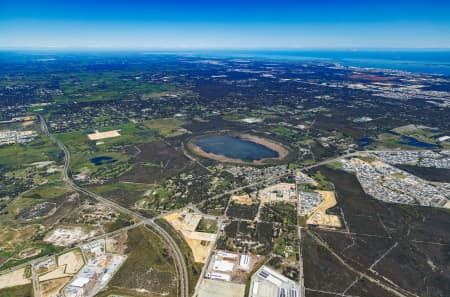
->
<box><xmin>58</xmin><ymin>249</ymin><xmax>84</xmax><ymax>274</ymax></box>
<box><xmin>40</xmin><ymin>277</ymin><xmax>71</xmax><ymax>297</ymax></box>
<box><xmin>164</xmin><ymin>212</ymin><xmax>216</xmax><ymax>263</ymax></box>
<box><xmin>231</xmin><ymin>194</ymin><xmax>253</xmax><ymax>206</ymax></box>
<box><xmin>0</xmin><ymin>268</ymin><xmax>31</xmax><ymax>289</ymax></box>
<box><xmin>106</xmin><ymin>232</ymin><xmax>128</xmax><ymax>255</ymax></box>
<box><xmin>39</xmin><ymin>266</ymin><xmax>71</xmax><ymax>282</ymax></box>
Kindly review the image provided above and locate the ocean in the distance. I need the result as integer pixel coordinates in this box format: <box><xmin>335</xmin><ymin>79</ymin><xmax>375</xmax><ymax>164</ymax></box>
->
<box><xmin>186</xmin><ymin>50</ymin><xmax>450</xmax><ymax>75</ymax></box>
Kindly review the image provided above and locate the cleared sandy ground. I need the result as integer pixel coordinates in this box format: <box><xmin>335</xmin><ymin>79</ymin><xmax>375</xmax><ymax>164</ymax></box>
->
<box><xmin>58</xmin><ymin>250</ymin><xmax>84</xmax><ymax>274</ymax></box>
<box><xmin>40</xmin><ymin>277</ymin><xmax>71</xmax><ymax>297</ymax></box>
<box><xmin>39</xmin><ymin>266</ymin><xmax>71</xmax><ymax>282</ymax></box>
<box><xmin>165</xmin><ymin>212</ymin><xmax>202</xmax><ymax>232</ymax></box>
<box><xmin>0</xmin><ymin>268</ymin><xmax>30</xmax><ymax>289</ymax></box>
<box><xmin>165</xmin><ymin>212</ymin><xmax>217</xmax><ymax>263</ymax></box>
<box><xmin>198</xmin><ymin>279</ymin><xmax>245</xmax><ymax>297</ymax></box>
<box><xmin>307</xmin><ymin>191</ymin><xmax>342</xmax><ymax>228</ymax></box>
<box><xmin>87</xmin><ymin>130</ymin><xmax>121</xmax><ymax>140</ymax></box>
<box><xmin>188</xmin><ymin>134</ymin><xmax>288</xmax><ymax>164</ymax></box>
<box><xmin>185</xmin><ymin>238</ymin><xmax>214</xmax><ymax>263</ymax></box>
<box><xmin>44</xmin><ymin>226</ymin><xmax>98</xmax><ymax>247</ymax></box>
<box><xmin>106</xmin><ymin>232</ymin><xmax>128</xmax><ymax>254</ymax></box>
<box><xmin>231</xmin><ymin>194</ymin><xmax>253</xmax><ymax>205</ymax></box>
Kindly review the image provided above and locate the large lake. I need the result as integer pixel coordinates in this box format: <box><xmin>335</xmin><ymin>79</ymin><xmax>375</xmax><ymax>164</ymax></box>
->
<box><xmin>195</xmin><ymin>135</ymin><xmax>279</xmax><ymax>162</ymax></box>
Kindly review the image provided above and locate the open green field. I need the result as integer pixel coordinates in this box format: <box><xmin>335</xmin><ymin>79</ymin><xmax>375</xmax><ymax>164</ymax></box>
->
<box><xmin>22</xmin><ymin>181</ymin><xmax>71</xmax><ymax>200</ymax></box>
<box><xmin>0</xmin><ymin>136</ymin><xmax>62</xmax><ymax>170</ymax></box>
<box><xmin>0</xmin><ymin>284</ymin><xmax>33</xmax><ymax>297</ymax></box>
<box><xmin>270</xmin><ymin>126</ymin><xmax>297</xmax><ymax>138</ymax></box>
<box><xmin>0</xmin><ymin>242</ymin><xmax>59</xmax><ymax>270</ymax></box>
<box><xmin>87</xmin><ymin>182</ymin><xmax>152</xmax><ymax>209</ymax></box>
<box><xmin>143</xmin><ymin>118</ymin><xmax>185</xmax><ymax>137</ymax></box>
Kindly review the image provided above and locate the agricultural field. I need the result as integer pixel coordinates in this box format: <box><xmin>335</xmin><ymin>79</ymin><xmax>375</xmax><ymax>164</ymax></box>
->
<box><xmin>50</xmin><ymin>71</ymin><xmax>173</xmax><ymax>103</ymax></box>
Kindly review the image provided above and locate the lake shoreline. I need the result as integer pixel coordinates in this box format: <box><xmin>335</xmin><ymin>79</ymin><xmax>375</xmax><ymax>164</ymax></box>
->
<box><xmin>187</xmin><ymin>133</ymin><xmax>289</xmax><ymax>164</ymax></box>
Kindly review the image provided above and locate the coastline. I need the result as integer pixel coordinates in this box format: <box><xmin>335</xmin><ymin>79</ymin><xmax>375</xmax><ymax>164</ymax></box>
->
<box><xmin>187</xmin><ymin>133</ymin><xmax>289</xmax><ymax>164</ymax></box>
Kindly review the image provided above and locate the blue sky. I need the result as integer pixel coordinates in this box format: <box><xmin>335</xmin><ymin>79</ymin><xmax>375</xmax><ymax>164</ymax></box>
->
<box><xmin>0</xmin><ymin>0</ymin><xmax>449</xmax><ymax>49</ymax></box>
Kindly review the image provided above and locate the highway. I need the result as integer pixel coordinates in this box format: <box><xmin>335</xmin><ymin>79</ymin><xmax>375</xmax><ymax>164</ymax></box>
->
<box><xmin>36</xmin><ymin>114</ymin><xmax>429</xmax><ymax>297</ymax></box>
<box><xmin>38</xmin><ymin>115</ymin><xmax>189</xmax><ymax>297</ymax></box>
<box><xmin>296</xmin><ymin>187</ymin><xmax>305</xmax><ymax>297</ymax></box>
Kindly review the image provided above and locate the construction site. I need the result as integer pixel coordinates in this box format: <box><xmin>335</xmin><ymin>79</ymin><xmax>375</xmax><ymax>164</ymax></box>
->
<box><xmin>164</xmin><ymin>210</ymin><xmax>218</xmax><ymax>263</ymax></box>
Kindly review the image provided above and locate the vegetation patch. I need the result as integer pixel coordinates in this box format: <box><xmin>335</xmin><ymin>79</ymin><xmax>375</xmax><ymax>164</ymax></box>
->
<box><xmin>260</xmin><ymin>203</ymin><xmax>297</xmax><ymax>225</ymax></box>
<box><xmin>102</xmin><ymin>225</ymin><xmax>177</xmax><ymax>295</ymax></box>
<box><xmin>156</xmin><ymin>219</ymin><xmax>203</xmax><ymax>296</ymax></box>
<box><xmin>0</xmin><ymin>284</ymin><xmax>33</xmax><ymax>297</ymax></box>
<box><xmin>143</xmin><ymin>118</ymin><xmax>185</xmax><ymax>137</ymax></box>
<box><xmin>226</xmin><ymin>201</ymin><xmax>259</xmax><ymax>220</ymax></box>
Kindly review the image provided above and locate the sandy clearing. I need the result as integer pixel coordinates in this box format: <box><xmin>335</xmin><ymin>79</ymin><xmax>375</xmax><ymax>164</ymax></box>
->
<box><xmin>58</xmin><ymin>250</ymin><xmax>84</xmax><ymax>274</ymax></box>
<box><xmin>198</xmin><ymin>279</ymin><xmax>246</xmax><ymax>297</ymax></box>
<box><xmin>231</xmin><ymin>194</ymin><xmax>253</xmax><ymax>205</ymax></box>
<box><xmin>39</xmin><ymin>266</ymin><xmax>72</xmax><ymax>282</ymax></box>
<box><xmin>0</xmin><ymin>268</ymin><xmax>31</xmax><ymax>289</ymax></box>
<box><xmin>22</xmin><ymin>120</ymin><xmax>34</xmax><ymax>126</ymax></box>
<box><xmin>106</xmin><ymin>232</ymin><xmax>128</xmax><ymax>255</ymax></box>
<box><xmin>40</xmin><ymin>277</ymin><xmax>71</xmax><ymax>297</ymax></box>
<box><xmin>44</xmin><ymin>226</ymin><xmax>98</xmax><ymax>247</ymax></box>
<box><xmin>181</xmin><ymin>230</ymin><xmax>216</xmax><ymax>242</ymax></box>
<box><xmin>164</xmin><ymin>212</ymin><xmax>180</xmax><ymax>221</ymax></box>
<box><xmin>307</xmin><ymin>191</ymin><xmax>342</xmax><ymax>228</ymax></box>
<box><xmin>165</xmin><ymin>212</ymin><xmax>217</xmax><ymax>263</ymax></box>
<box><xmin>87</xmin><ymin>130</ymin><xmax>121</xmax><ymax>140</ymax></box>
<box><xmin>164</xmin><ymin>212</ymin><xmax>202</xmax><ymax>232</ymax></box>
<box><xmin>185</xmin><ymin>238</ymin><xmax>214</xmax><ymax>263</ymax></box>
<box><xmin>181</xmin><ymin>230</ymin><xmax>216</xmax><ymax>263</ymax></box>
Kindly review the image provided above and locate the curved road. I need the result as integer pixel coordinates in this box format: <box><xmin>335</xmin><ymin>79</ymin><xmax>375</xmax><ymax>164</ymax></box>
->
<box><xmin>38</xmin><ymin>115</ymin><xmax>189</xmax><ymax>297</ymax></box>
<box><xmin>38</xmin><ymin>113</ymin><xmax>424</xmax><ymax>297</ymax></box>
